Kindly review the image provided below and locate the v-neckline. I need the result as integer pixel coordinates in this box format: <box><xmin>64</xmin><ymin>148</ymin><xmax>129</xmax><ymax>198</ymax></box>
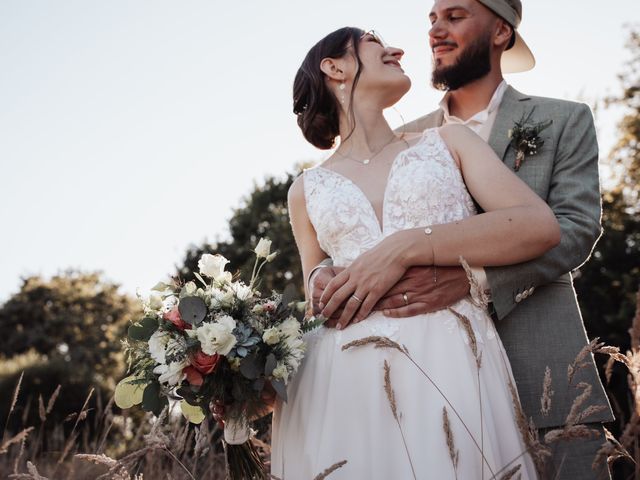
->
<box><xmin>314</xmin><ymin>128</ymin><xmax>435</xmax><ymax>234</ymax></box>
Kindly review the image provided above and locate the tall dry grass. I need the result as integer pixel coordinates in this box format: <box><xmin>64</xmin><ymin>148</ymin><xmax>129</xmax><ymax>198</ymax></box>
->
<box><xmin>1</xmin><ymin>290</ymin><xmax>639</xmax><ymax>479</ymax></box>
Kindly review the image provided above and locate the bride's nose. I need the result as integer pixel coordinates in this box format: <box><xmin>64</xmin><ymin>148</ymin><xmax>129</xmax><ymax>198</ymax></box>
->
<box><xmin>386</xmin><ymin>46</ymin><xmax>404</xmax><ymax>60</ymax></box>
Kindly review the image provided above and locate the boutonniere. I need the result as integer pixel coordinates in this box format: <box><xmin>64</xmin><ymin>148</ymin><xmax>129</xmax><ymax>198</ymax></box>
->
<box><xmin>507</xmin><ymin>108</ymin><xmax>553</xmax><ymax>171</ymax></box>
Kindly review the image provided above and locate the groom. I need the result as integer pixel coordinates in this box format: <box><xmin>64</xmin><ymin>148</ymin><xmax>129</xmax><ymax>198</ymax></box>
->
<box><xmin>310</xmin><ymin>0</ymin><xmax>614</xmax><ymax>478</ymax></box>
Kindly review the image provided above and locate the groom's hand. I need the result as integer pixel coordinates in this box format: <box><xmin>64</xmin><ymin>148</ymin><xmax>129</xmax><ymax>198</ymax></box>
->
<box><xmin>374</xmin><ymin>266</ymin><xmax>470</xmax><ymax>317</ymax></box>
<box><xmin>310</xmin><ymin>266</ymin><xmax>346</xmax><ymax>327</ymax></box>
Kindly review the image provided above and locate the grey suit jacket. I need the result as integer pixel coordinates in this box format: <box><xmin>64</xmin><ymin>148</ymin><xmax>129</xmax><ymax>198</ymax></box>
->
<box><xmin>401</xmin><ymin>86</ymin><xmax>614</xmax><ymax>429</ymax></box>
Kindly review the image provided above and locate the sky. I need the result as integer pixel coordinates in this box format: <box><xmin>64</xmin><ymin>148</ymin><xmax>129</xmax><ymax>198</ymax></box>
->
<box><xmin>1</xmin><ymin>1</ymin><xmax>639</xmax><ymax>303</ymax></box>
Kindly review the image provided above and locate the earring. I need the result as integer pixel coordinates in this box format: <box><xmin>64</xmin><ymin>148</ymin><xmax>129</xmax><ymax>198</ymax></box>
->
<box><xmin>339</xmin><ymin>82</ymin><xmax>346</xmax><ymax>105</ymax></box>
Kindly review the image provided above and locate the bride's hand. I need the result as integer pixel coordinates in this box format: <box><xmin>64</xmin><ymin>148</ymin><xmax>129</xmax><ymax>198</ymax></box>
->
<box><xmin>319</xmin><ymin>231</ymin><xmax>411</xmax><ymax>329</ymax></box>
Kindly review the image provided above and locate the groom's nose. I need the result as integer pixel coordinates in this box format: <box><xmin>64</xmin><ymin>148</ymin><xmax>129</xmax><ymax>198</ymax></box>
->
<box><xmin>429</xmin><ymin>19</ymin><xmax>448</xmax><ymax>43</ymax></box>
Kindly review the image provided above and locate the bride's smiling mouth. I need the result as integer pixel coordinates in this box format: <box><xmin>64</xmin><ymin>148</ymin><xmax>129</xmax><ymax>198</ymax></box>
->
<box><xmin>383</xmin><ymin>59</ymin><xmax>404</xmax><ymax>71</ymax></box>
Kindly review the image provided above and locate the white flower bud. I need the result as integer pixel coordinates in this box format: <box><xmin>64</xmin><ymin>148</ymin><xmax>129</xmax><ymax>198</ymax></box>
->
<box><xmin>254</xmin><ymin>238</ymin><xmax>272</xmax><ymax>259</ymax></box>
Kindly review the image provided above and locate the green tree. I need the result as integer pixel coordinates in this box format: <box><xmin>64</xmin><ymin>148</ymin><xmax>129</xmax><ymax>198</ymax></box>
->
<box><xmin>575</xmin><ymin>26</ymin><xmax>640</xmax><ymax>354</ymax></box>
<box><xmin>0</xmin><ymin>271</ymin><xmax>140</xmax><ymax>426</ymax></box>
<box><xmin>177</xmin><ymin>168</ymin><xmax>306</xmax><ymax>297</ymax></box>
<box><xmin>573</xmin><ymin>26</ymin><xmax>640</xmax><ymax>478</ymax></box>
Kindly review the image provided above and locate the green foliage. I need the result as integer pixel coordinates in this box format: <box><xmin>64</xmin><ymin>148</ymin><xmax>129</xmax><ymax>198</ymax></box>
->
<box><xmin>574</xmin><ymin>26</ymin><xmax>640</xmax><ymax>479</ymax></box>
<box><xmin>576</xmin><ymin>25</ymin><xmax>640</xmax><ymax>350</ymax></box>
<box><xmin>0</xmin><ymin>271</ymin><xmax>141</xmax><ymax>428</ymax></box>
<box><xmin>575</xmin><ymin>192</ymin><xmax>640</xmax><ymax>349</ymax></box>
<box><xmin>177</xmin><ymin>169</ymin><xmax>306</xmax><ymax>297</ymax></box>
<box><xmin>605</xmin><ymin>27</ymin><xmax>640</xmax><ymax>211</ymax></box>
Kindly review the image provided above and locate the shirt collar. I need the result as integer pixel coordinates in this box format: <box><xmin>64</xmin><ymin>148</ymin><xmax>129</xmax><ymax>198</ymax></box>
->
<box><xmin>439</xmin><ymin>80</ymin><xmax>508</xmax><ymax>125</ymax></box>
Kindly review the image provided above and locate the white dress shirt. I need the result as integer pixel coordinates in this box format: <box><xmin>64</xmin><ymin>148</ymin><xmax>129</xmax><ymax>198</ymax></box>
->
<box><xmin>439</xmin><ymin>80</ymin><xmax>509</xmax><ymax>301</ymax></box>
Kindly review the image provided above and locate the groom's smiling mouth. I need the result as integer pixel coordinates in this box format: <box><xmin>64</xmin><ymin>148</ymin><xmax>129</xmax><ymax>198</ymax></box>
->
<box><xmin>432</xmin><ymin>41</ymin><xmax>457</xmax><ymax>57</ymax></box>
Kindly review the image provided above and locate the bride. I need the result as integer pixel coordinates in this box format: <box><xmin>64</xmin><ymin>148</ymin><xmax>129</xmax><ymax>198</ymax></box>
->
<box><xmin>271</xmin><ymin>27</ymin><xmax>558</xmax><ymax>479</ymax></box>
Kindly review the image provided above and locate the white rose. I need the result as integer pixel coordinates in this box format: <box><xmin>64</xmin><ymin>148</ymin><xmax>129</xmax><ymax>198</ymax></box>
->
<box><xmin>211</xmin><ymin>288</ymin><xmax>235</xmax><ymax>308</ymax></box>
<box><xmin>279</xmin><ymin>317</ymin><xmax>301</xmax><ymax>337</ymax></box>
<box><xmin>196</xmin><ymin>315</ymin><xmax>237</xmax><ymax>356</ymax></box>
<box><xmin>198</xmin><ymin>254</ymin><xmax>230</xmax><ymax>281</ymax></box>
<box><xmin>231</xmin><ymin>282</ymin><xmax>253</xmax><ymax>301</ymax></box>
<box><xmin>153</xmin><ymin>359</ymin><xmax>187</xmax><ymax>386</ymax></box>
<box><xmin>254</xmin><ymin>238</ymin><xmax>272</xmax><ymax>259</ymax></box>
<box><xmin>148</xmin><ymin>330</ymin><xmax>171</xmax><ymax>365</ymax></box>
<box><xmin>262</xmin><ymin>327</ymin><xmax>281</xmax><ymax>345</ymax></box>
<box><xmin>252</xmin><ymin>304</ymin><xmax>264</xmax><ymax>314</ymax></box>
<box><xmin>272</xmin><ymin>363</ymin><xmax>290</xmax><ymax>383</ymax></box>
<box><xmin>183</xmin><ymin>281</ymin><xmax>197</xmax><ymax>296</ymax></box>
<box><xmin>149</xmin><ymin>293</ymin><xmax>164</xmax><ymax>310</ymax></box>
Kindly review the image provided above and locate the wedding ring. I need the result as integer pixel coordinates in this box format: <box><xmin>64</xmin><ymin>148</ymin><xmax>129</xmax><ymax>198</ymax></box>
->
<box><xmin>351</xmin><ymin>294</ymin><xmax>363</xmax><ymax>303</ymax></box>
<box><xmin>402</xmin><ymin>292</ymin><xmax>409</xmax><ymax>306</ymax></box>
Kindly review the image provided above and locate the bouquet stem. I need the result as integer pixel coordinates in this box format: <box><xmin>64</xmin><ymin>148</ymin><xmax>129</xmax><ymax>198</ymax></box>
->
<box><xmin>223</xmin><ymin>439</ymin><xmax>266</xmax><ymax>480</ymax></box>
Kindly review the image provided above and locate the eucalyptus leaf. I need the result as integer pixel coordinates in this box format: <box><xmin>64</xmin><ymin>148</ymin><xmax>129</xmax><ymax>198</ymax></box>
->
<box><xmin>179</xmin><ymin>296</ymin><xmax>207</xmax><ymax>325</ymax></box>
<box><xmin>128</xmin><ymin>316</ymin><xmax>158</xmax><ymax>341</ymax></box>
<box><xmin>264</xmin><ymin>353</ymin><xmax>277</xmax><ymax>377</ymax></box>
<box><xmin>142</xmin><ymin>382</ymin><xmax>167</xmax><ymax>416</ymax></box>
<box><xmin>239</xmin><ymin>354</ymin><xmax>261</xmax><ymax>380</ymax></box>
<box><xmin>275</xmin><ymin>284</ymin><xmax>298</xmax><ymax>317</ymax></box>
<box><xmin>253</xmin><ymin>378</ymin><xmax>265</xmax><ymax>392</ymax></box>
<box><xmin>271</xmin><ymin>379</ymin><xmax>287</xmax><ymax>402</ymax></box>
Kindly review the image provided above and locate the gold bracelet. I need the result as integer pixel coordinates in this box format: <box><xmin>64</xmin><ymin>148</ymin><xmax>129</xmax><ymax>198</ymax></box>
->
<box><xmin>424</xmin><ymin>227</ymin><xmax>437</xmax><ymax>283</ymax></box>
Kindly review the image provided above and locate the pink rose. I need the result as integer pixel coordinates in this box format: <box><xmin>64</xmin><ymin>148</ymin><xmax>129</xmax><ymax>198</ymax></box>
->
<box><xmin>183</xmin><ymin>366</ymin><xmax>203</xmax><ymax>387</ymax></box>
<box><xmin>163</xmin><ymin>306</ymin><xmax>191</xmax><ymax>331</ymax></box>
<box><xmin>190</xmin><ymin>350</ymin><xmax>220</xmax><ymax>375</ymax></box>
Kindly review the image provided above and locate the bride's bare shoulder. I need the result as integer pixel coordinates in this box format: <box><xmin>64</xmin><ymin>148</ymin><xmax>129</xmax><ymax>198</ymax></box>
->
<box><xmin>401</xmin><ymin>131</ymin><xmax>425</xmax><ymax>145</ymax></box>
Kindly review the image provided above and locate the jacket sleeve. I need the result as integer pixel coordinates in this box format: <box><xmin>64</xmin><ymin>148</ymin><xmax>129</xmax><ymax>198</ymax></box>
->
<box><xmin>485</xmin><ymin>103</ymin><xmax>603</xmax><ymax>320</ymax></box>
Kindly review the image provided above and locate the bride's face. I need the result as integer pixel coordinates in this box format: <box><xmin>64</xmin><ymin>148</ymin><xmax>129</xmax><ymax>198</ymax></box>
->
<box><xmin>346</xmin><ymin>31</ymin><xmax>411</xmax><ymax>109</ymax></box>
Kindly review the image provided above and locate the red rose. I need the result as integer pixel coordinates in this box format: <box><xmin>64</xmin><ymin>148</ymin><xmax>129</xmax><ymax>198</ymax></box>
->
<box><xmin>163</xmin><ymin>306</ymin><xmax>191</xmax><ymax>330</ymax></box>
<box><xmin>190</xmin><ymin>350</ymin><xmax>220</xmax><ymax>374</ymax></box>
<box><xmin>183</xmin><ymin>366</ymin><xmax>203</xmax><ymax>386</ymax></box>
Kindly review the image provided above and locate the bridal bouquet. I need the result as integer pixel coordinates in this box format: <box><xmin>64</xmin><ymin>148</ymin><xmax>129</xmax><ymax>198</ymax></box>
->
<box><xmin>114</xmin><ymin>238</ymin><xmax>322</xmax><ymax>479</ymax></box>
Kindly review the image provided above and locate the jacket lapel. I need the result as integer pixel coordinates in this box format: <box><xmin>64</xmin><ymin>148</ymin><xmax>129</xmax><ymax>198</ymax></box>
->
<box><xmin>488</xmin><ymin>86</ymin><xmax>531</xmax><ymax>161</ymax></box>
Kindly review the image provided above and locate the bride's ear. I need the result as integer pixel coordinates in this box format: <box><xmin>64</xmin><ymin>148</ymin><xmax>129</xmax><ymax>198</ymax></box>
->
<box><xmin>320</xmin><ymin>57</ymin><xmax>346</xmax><ymax>82</ymax></box>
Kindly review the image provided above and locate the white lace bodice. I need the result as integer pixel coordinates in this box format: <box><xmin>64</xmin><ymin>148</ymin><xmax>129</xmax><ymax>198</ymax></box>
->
<box><xmin>303</xmin><ymin>128</ymin><xmax>477</xmax><ymax>267</ymax></box>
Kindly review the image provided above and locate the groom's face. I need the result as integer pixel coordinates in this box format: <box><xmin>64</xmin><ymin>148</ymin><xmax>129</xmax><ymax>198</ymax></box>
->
<box><xmin>428</xmin><ymin>0</ymin><xmax>496</xmax><ymax>90</ymax></box>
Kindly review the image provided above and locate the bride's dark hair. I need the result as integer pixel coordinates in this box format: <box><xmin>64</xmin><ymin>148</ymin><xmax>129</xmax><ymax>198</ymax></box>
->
<box><xmin>293</xmin><ymin>27</ymin><xmax>365</xmax><ymax>149</ymax></box>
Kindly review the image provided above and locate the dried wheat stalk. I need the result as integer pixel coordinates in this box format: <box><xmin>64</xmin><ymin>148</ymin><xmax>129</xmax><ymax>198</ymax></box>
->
<box><xmin>442</xmin><ymin>406</ymin><xmax>459</xmax><ymax>478</ymax></box>
<box><xmin>312</xmin><ymin>460</ymin><xmax>348</xmax><ymax>480</ymax></box>
<box><xmin>540</xmin><ymin>367</ymin><xmax>554</xmax><ymax>417</ymax></box>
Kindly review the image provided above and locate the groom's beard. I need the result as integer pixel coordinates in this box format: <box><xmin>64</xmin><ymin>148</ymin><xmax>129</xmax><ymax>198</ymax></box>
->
<box><xmin>431</xmin><ymin>33</ymin><xmax>492</xmax><ymax>91</ymax></box>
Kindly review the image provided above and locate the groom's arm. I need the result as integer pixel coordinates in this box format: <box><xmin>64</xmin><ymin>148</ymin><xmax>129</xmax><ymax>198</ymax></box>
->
<box><xmin>485</xmin><ymin>102</ymin><xmax>602</xmax><ymax>320</ymax></box>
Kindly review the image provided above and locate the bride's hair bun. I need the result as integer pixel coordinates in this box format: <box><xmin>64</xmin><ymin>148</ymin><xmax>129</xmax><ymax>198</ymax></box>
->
<box><xmin>293</xmin><ymin>27</ymin><xmax>363</xmax><ymax>150</ymax></box>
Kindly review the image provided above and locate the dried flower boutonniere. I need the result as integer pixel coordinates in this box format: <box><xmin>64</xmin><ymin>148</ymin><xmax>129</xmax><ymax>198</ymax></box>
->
<box><xmin>508</xmin><ymin>108</ymin><xmax>553</xmax><ymax>171</ymax></box>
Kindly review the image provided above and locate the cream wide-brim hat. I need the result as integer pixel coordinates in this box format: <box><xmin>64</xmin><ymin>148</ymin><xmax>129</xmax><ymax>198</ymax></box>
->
<box><xmin>475</xmin><ymin>0</ymin><xmax>535</xmax><ymax>74</ymax></box>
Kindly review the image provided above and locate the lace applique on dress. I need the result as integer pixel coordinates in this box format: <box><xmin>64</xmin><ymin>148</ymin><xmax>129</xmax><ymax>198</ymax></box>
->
<box><xmin>302</xmin><ymin>128</ymin><xmax>478</xmax><ymax>338</ymax></box>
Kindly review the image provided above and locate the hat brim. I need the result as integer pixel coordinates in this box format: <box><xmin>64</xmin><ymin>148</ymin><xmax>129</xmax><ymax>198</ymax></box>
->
<box><xmin>501</xmin><ymin>31</ymin><xmax>535</xmax><ymax>74</ymax></box>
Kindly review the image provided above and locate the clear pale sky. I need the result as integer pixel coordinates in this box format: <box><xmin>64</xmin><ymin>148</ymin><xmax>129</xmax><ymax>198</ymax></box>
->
<box><xmin>1</xmin><ymin>1</ymin><xmax>638</xmax><ymax>302</ymax></box>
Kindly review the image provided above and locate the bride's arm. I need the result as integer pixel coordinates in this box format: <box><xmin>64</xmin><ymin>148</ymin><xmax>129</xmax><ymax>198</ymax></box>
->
<box><xmin>320</xmin><ymin>124</ymin><xmax>560</xmax><ymax>326</ymax></box>
<box><xmin>392</xmin><ymin>124</ymin><xmax>561</xmax><ymax>267</ymax></box>
<box><xmin>288</xmin><ymin>175</ymin><xmax>330</xmax><ymax>303</ymax></box>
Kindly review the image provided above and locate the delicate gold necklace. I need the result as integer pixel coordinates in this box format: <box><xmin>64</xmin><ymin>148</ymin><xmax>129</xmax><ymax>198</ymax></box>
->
<box><xmin>334</xmin><ymin>133</ymin><xmax>400</xmax><ymax>165</ymax></box>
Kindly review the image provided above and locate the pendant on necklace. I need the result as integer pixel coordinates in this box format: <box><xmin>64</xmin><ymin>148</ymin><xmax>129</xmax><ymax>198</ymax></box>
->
<box><xmin>363</xmin><ymin>159</ymin><xmax>370</xmax><ymax>165</ymax></box>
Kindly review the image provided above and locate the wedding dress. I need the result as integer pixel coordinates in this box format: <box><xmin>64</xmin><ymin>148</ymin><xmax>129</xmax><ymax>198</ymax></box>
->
<box><xmin>271</xmin><ymin>128</ymin><xmax>538</xmax><ymax>480</ymax></box>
